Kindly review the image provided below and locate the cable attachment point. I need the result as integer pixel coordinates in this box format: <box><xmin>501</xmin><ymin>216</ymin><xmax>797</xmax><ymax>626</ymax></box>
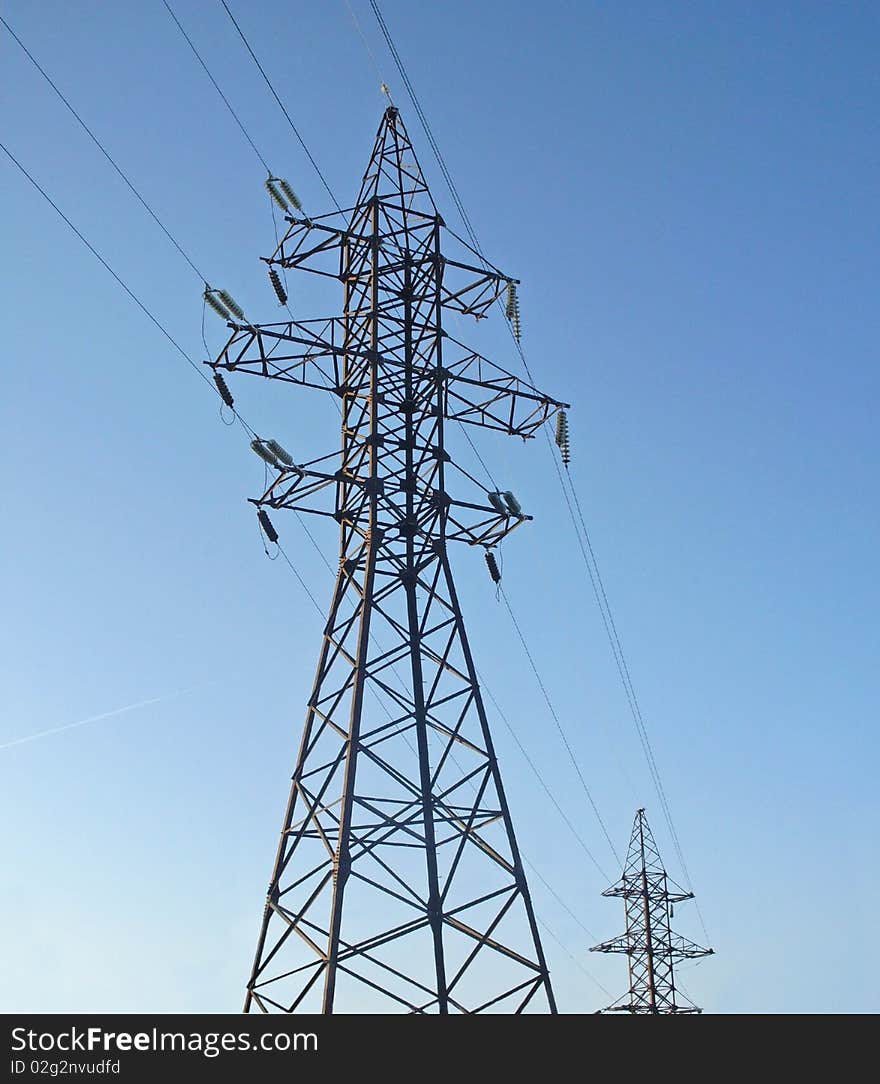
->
<box><xmin>555</xmin><ymin>409</ymin><xmax>570</xmax><ymax>467</ymax></box>
<box><xmin>204</xmin><ymin>285</ymin><xmax>245</xmax><ymax>321</ymax></box>
<box><xmin>485</xmin><ymin>549</ymin><xmax>502</xmax><ymax>585</ymax></box>
<box><xmin>278</xmin><ymin>178</ymin><xmax>302</xmax><ymax>211</ymax></box>
<box><xmin>265</xmin><ymin>176</ymin><xmax>303</xmax><ymax>213</ymax></box>
<box><xmin>250</xmin><ymin>438</ymin><xmax>295</xmax><ymax>471</ymax></box>
<box><xmin>204</xmin><ymin>286</ymin><xmax>230</xmax><ymax>319</ymax></box>
<box><xmin>266</xmin><ymin>176</ymin><xmax>288</xmax><ymax>210</ymax></box>
<box><xmin>268</xmin><ymin>267</ymin><xmax>288</xmax><ymax>306</ymax></box>
<box><xmin>505</xmin><ymin>280</ymin><xmax>521</xmax><ymax>342</ymax></box>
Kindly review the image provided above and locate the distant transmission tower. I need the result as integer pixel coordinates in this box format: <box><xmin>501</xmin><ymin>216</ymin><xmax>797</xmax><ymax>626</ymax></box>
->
<box><xmin>210</xmin><ymin>107</ymin><xmax>569</xmax><ymax>1013</ymax></box>
<box><xmin>591</xmin><ymin>808</ymin><xmax>713</xmax><ymax>1013</ymax></box>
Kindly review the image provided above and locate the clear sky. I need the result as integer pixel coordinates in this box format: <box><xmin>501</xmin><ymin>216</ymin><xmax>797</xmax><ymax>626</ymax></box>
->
<box><xmin>1</xmin><ymin>1</ymin><xmax>877</xmax><ymax>1014</ymax></box>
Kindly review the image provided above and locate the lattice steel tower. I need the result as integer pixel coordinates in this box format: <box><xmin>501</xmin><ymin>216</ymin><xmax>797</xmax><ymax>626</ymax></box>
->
<box><xmin>210</xmin><ymin>107</ymin><xmax>568</xmax><ymax>1013</ymax></box>
<box><xmin>591</xmin><ymin>808</ymin><xmax>713</xmax><ymax>1013</ymax></box>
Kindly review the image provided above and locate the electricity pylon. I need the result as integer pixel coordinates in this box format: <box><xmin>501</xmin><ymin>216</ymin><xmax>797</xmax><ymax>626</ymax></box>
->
<box><xmin>590</xmin><ymin>808</ymin><xmax>713</xmax><ymax>1013</ymax></box>
<box><xmin>210</xmin><ymin>107</ymin><xmax>568</xmax><ymax>1014</ymax></box>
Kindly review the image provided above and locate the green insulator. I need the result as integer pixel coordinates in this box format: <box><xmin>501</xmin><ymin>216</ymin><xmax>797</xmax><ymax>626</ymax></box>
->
<box><xmin>265</xmin><ymin>177</ymin><xmax>289</xmax><ymax>210</ymax></box>
<box><xmin>265</xmin><ymin>439</ymin><xmax>294</xmax><ymax>466</ymax></box>
<box><xmin>278</xmin><ymin>178</ymin><xmax>302</xmax><ymax>211</ymax></box>
<box><xmin>250</xmin><ymin>440</ymin><xmax>281</xmax><ymax>468</ymax></box>
<box><xmin>204</xmin><ymin>289</ymin><xmax>230</xmax><ymax>319</ymax></box>
<box><xmin>218</xmin><ymin>290</ymin><xmax>244</xmax><ymax>320</ymax></box>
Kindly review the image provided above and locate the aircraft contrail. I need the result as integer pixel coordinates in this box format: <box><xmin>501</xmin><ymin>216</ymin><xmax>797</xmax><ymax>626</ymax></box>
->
<box><xmin>0</xmin><ymin>687</ymin><xmax>204</xmax><ymax>751</ymax></box>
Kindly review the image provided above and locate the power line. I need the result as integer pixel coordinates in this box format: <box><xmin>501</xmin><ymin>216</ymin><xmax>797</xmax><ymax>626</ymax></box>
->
<box><xmin>479</xmin><ymin>678</ymin><xmax>610</xmax><ymax>881</ymax></box>
<box><xmin>162</xmin><ymin>0</ymin><xmax>271</xmax><ymax>174</ymax></box>
<box><xmin>4</xmin><ymin>117</ymin><xmax>614</xmax><ymax>1009</ymax></box>
<box><xmin>0</xmin><ymin>139</ymin><xmax>225</xmax><ymax>406</ymax></box>
<box><xmin>198</xmin><ymin>4</ymin><xmax>618</xmax><ymax>896</ymax></box>
<box><xmin>369</xmin><ymin>0</ymin><xmax>478</xmax><ymax>249</ymax></box>
<box><xmin>5</xmin><ymin>23</ymin><xmax>623</xmax><ymax>983</ymax></box>
<box><xmin>342</xmin><ymin>0</ymin><xmax>389</xmax><ymax>95</ymax></box>
<box><xmin>524</xmin><ymin>856</ymin><xmax>599</xmax><ymax>943</ymax></box>
<box><xmin>536</xmin><ymin>916</ymin><xmax>613</xmax><ymax>1000</ymax></box>
<box><xmin>2</xmin><ymin>14</ymin><xmax>207</xmax><ymax>283</ymax></box>
<box><xmin>219</xmin><ymin>0</ymin><xmax>343</xmax><ymax>213</ymax></box>
<box><xmin>499</xmin><ymin>585</ymin><xmax>620</xmax><ymax>866</ymax></box>
<box><xmin>2</xmin><ymin>27</ymin><xmax>602</xmax><ymax>903</ymax></box>
<box><xmin>561</xmin><ymin>465</ymin><xmax>711</xmax><ymax>941</ymax></box>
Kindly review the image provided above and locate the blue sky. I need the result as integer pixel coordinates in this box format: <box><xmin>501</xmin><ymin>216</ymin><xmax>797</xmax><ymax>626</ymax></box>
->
<box><xmin>1</xmin><ymin>0</ymin><xmax>877</xmax><ymax>1013</ymax></box>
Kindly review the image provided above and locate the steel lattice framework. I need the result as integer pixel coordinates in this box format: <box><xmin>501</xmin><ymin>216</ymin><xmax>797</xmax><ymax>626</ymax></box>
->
<box><xmin>591</xmin><ymin>808</ymin><xmax>713</xmax><ymax>1013</ymax></box>
<box><xmin>210</xmin><ymin>107</ymin><xmax>568</xmax><ymax>1013</ymax></box>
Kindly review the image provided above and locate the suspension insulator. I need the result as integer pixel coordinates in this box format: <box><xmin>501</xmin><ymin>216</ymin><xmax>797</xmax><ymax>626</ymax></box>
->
<box><xmin>278</xmin><ymin>178</ymin><xmax>302</xmax><ymax>212</ymax></box>
<box><xmin>212</xmin><ymin>371</ymin><xmax>235</xmax><ymax>408</ymax></box>
<box><xmin>502</xmin><ymin>490</ymin><xmax>523</xmax><ymax>517</ymax></box>
<box><xmin>555</xmin><ymin>409</ymin><xmax>568</xmax><ymax>446</ymax></box>
<box><xmin>217</xmin><ymin>290</ymin><xmax>245</xmax><ymax>320</ymax></box>
<box><xmin>511</xmin><ymin>309</ymin><xmax>522</xmax><ymax>343</ymax></box>
<box><xmin>265</xmin><ymin>176</ymin><xmax>289</xmax><ymax>211</ymax></box>
<box><xmin>488</xmin><ymin>491</ymin><xmax>506</xmax><ymax>515</ymax></box>
<box><xmin>257</xmin><ymin>509</ymin><xmax>279</xmax><ymax>544</ymax></box>
<box><xmin>555</xmin><ymin>409</ymin><xmax>570</xmax><ymax>466</ymax></box>
<box><xmin>265</xmin><ymin>439</ymin><xmax>294</xmax><ymax>467</ymax></box>
<box><xmin>485</xmin><ymin>550</ymin><xmax>501</xmax><ymax>584</ymax></box>
<box><xmin>268</xmin><ymin>267</ymin><xmax>288</xmax><ymax>306</ymax></box>
<box><xmin>505</xmin><ymin>280</ymin><xmax>518</xmax><ymax>319</ymax></box>
<box><xmin>203</xmin><ymin>287</ymin><xmax>231</xmax><ymax>319</ymax></box>
<box><xmin>250</xmin><ymin>439</ymin><xmax>281</xmax><ymax>468</ymax></box>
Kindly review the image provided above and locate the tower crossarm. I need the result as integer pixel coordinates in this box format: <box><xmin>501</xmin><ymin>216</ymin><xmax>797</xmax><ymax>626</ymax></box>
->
<box><xmin>265</xmin><ymin>212</ymin><xmax>359</xmax><ymax>280</ymax></box>
<box><xmin>208</xmin><ymin>321</ymin><xmax>565</xmax><ymax>443</ymax></box>
<box><xmin>438</xmin><ymin>346</ymin><xmax>568</xmax><ymax>439</ymax></box>
<box><xmin>265</xmin><ymin>207</ymin><xmax>514</xmax><ymax>325</ymax></box>
<box><xmin>670</xmin><ymin>933</ymin><xmax>714</xmax><ymax>959</ymax></box>
<box><xmin>249</xmin><ymin>457</ymin><xmax>533</xmax><ymax>548</ymax></box>
<box><xmin>602</xmin><ymin>879</ymin><xmax>695</xmax><ymax>905</ymax></box>
<box><xmin>589</xmin><ymin>934</ymin><xmax>634</xmax><ymax>956</ymax></box>
<box><xmin>208</xmin><ymin>318</ymin><xmax>348</xmax><ymax>392</ymax></box>
<box><xmin>437</xmin><ymin>257</ymin><xmax>509</xmax><ymax>320</ymax></box>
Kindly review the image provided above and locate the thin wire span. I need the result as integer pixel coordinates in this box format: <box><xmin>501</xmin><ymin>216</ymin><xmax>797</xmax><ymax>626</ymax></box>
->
<box><xmin>499</xmin><ymin>585</ymin><xmax>621</xmax><ymax>866</ymax></box>
<box><xmin>219</xmin><ymin>0</ymin><xmax>343</xmax><ymax>213</ymax></box>
<box><xmin>2</xmin><ymin>14</ymin><xmax>207</xmax><ymax>282</ymax></box>
<box><xmin>162</xmin><ymin>0</ymin><xmax>271</xmax><ymax>173</ymax></box>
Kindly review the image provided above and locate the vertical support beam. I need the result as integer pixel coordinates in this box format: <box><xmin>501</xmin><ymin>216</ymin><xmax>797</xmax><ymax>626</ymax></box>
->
<box><xmin>638</xmin><ymin>812</ymin><xmax>658</xmax><ymax>1012</ymax></box>
<box><xmin>321</xmin><ymin>196</ymin><xmax>382</xmax><ymax>1014</ymax></box>
<box><xmin>440</xmin><ymin>550</ymin><xmax>558</xmax><ymax>1014</ymax></box>
<box><xmin>244</xmin><ymin>561</ymin><xmax>350</xmax><ymax>1012</ymax></box>
<box><xmin>403</xmin><ymin>212</ymin><xmax>449</xmax><ymax>1012</ymax></box>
